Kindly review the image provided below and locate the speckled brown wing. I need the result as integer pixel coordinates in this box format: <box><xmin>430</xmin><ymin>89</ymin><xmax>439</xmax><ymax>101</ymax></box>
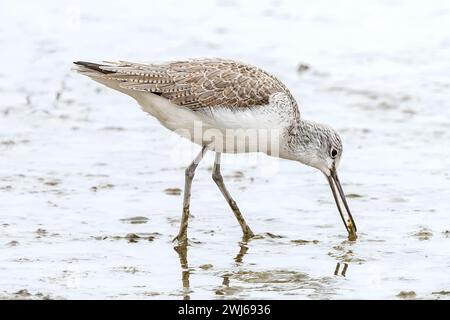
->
<box><xmin>99</xmin><ymin>59</ymin><xmax>298</xmax><ymax>112</ymax></box>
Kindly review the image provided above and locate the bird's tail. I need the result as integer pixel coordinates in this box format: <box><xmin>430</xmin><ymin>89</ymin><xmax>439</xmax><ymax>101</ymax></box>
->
<box><xmin>73</xmin><ymin>61</ymin><xmax>138</xmax><ymax>97</ymax></box>
<box><xmin>73</xmin><ymin>61</ymin><xmax>115</xmax><ymax>75</ymax></box>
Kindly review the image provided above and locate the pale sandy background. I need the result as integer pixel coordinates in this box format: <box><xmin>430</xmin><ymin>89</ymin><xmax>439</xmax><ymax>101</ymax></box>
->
<box><xmin>0</xmin><ymin>0</ymin><xmax>449</xmax><ymax>299</ymax></box>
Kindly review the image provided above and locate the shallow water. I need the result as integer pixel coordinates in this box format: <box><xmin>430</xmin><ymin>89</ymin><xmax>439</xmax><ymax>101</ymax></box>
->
<box><xmin>1</xmin><ymin>0</ymin><xmax>450</xmax><ymax>299</ymax></box>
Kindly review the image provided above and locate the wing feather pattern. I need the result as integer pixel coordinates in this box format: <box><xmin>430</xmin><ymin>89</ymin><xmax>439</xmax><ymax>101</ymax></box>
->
<box><xmin>75</xmin><ymin>59</ymin><xmax>299</xmax><ymax>114</ymax></box>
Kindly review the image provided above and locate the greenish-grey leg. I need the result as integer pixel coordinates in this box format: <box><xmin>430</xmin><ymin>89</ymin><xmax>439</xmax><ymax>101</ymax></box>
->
<box><xmin>173</xmin><ymin>145</ymin><xmax>208</xmax><ymax>244</ymax></box>
<box><xmin>212</xmin><ymin>152</ymin><xmax>254</xmax><ymax>238</ymax></box>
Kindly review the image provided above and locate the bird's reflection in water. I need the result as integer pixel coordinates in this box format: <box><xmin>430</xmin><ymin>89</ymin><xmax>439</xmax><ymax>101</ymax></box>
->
<box><xmin>334</xmin><ymin>262</ymin><xmax>349</xmax><ymax>277</ymax></box>
<box><xmin>174</xmin><ymin>235</ymin><xmax>251</xmax><ymax>299</ymax></box>
<box><xmin>216</xmin><ymin>236</ymin><xmax>251</xmax><ymax>297</ymax></box>
<box><xmin>233</xmin><ymin>236</ymin><xmax>251</xmax><ymax>265</ymax></box>
<box><xmin>174</xmin><ymin>237</ymin><xmax>355</xmax><ymax>298</ymax></box>
<box><xmin>174</xmin><ymin>244</ymin><xmax>191</xmax><ymax>300</ymax></box>
<box><xmin>222</xmin><ymin>274</ymin><xmax>230</xmax><ymax>286</ymax></box>
<box><xmin>330</xmin><ymin>239</ymin><xmax>358</xmax><ymax>278</ymax></box>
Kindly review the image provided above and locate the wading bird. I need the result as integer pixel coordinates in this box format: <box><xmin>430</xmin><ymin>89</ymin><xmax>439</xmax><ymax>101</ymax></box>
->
<box><xmin>74</xmin><ymin>59</ymin><xmax>357</xmax><ymax>244</ymax></box>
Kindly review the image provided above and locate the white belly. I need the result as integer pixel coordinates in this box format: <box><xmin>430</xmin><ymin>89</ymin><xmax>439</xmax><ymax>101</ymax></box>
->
<box><xmin>135</xmin><ymin>93</ymin><xmax>285</xmax><ymax>155</ymax></box>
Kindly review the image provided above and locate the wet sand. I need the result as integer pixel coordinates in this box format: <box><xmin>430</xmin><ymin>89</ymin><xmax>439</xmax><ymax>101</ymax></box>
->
<box><xmin>1</xmin><ymin>0</ymin><xmax>450</xmax><ymax>299</ymax></box>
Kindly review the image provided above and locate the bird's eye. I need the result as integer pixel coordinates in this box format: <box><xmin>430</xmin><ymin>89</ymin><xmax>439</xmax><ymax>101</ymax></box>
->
<box><xmin>330</xmin><ymin>148</ymin><xmax>338</xmax><ymax>158</ymax></box>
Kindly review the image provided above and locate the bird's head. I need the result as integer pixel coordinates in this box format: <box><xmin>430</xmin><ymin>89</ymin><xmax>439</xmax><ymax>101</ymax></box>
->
<box><xmin>286</xmin><ymin>120</ymin><xmax>357</xmax><ymax>239</ymax></box>
<box><xmin>295</xmin><ymin>122</ymin><xmax>343</xmax><ymax>176</ymax></box>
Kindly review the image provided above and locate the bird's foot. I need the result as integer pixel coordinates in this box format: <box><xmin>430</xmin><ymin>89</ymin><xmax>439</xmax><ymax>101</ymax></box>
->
<box><xmin>241</xmin><ymin>226</ymin><xmax>255</xmax><ymax>240</ymax></box>
<box><xmin>172</xmin><ymin>233</ymin><xmax>188</xmax><ymax>247</ymax></box>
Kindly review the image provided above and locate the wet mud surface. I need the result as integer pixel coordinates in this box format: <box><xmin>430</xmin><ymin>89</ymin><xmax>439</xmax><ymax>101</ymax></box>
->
<box><xmin>1</xmin><ymin>0</ymin><xmax>450</xmax><ymax>299</ymax></box>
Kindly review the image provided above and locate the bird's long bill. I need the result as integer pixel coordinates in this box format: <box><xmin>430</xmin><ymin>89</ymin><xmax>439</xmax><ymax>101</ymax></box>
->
<box><xmin>326</xmin><ymin>169</ymin><xmax>357</xmax><ymax>237</ymax></box>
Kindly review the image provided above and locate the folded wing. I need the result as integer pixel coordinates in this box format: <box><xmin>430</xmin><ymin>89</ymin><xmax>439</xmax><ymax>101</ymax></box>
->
<box><xmin>74</xmin><ymin>59</ymin><xmax>299</xmax><ymax>114</ymax></box>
